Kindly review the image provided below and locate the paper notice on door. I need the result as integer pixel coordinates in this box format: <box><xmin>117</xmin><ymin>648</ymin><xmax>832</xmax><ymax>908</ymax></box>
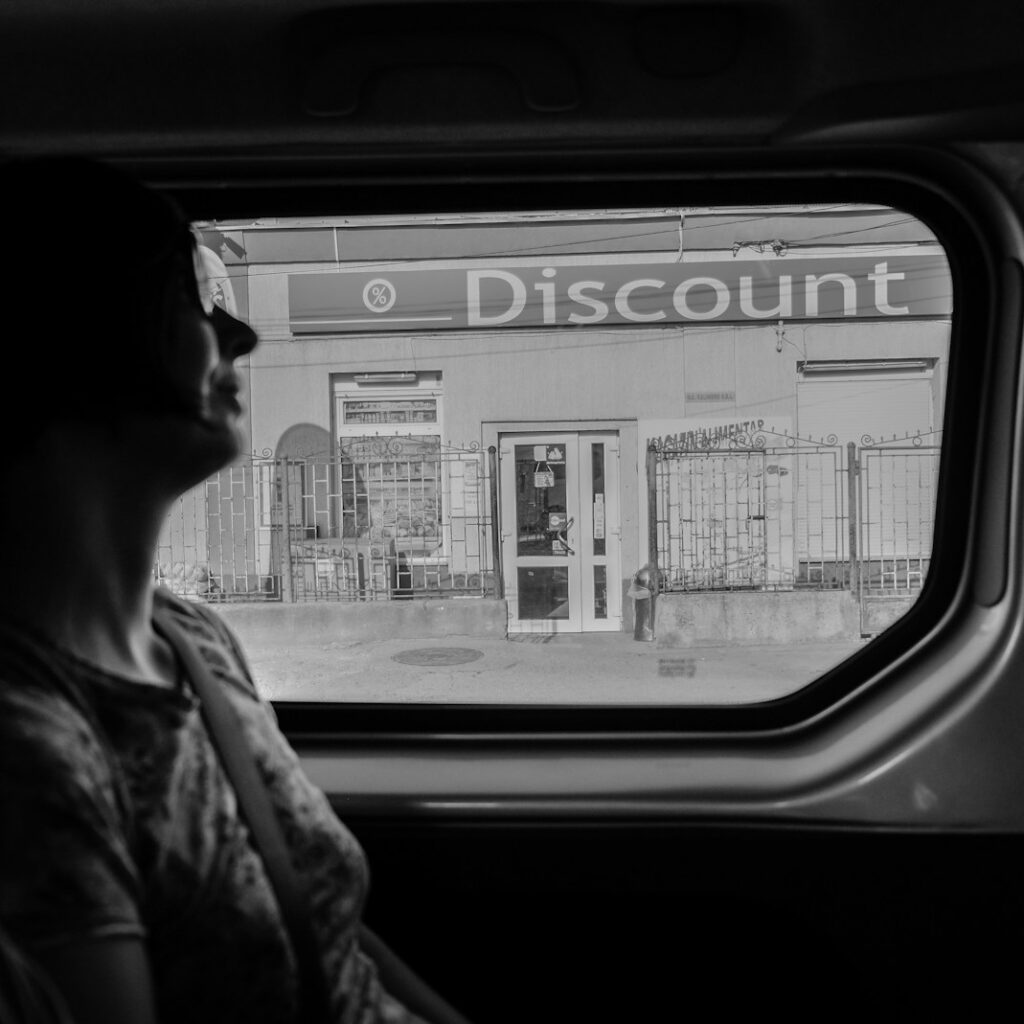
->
<box><xmin>594</xmin><ymin>494</ymin><xmax>605</xmax><ymax>539</ymax></box>
<box><xmin>463</xmin><ymin>460</ymin><xmax>479</xmax><ymax>515</ymax></box>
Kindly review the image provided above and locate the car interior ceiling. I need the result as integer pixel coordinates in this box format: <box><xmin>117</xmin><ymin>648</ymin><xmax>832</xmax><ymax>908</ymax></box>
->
<box><xmin>5</xmin><ymin>0</ymin><xmax>1024</xmax><ymax>1017</ymax></box>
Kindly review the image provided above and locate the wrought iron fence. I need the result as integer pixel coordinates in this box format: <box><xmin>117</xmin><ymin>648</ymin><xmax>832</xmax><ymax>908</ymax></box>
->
<box><xmin>156</xmin><ymin>430</ymin><xmax>940</xmax><ymax>605</ymax></box>
<box><xmin>649</xmin><ymin>430</ymin><xmax>847</xmax><ymax>591</ymax></box>
<box><xmin>857</xmin><ymin>433</ymin><xmax>940</xmax><ymax>595</ymax></box>
<box><xmin>648</xmin><ymin>429</ymin><xmax>940</xmax><ymax>596</ymax></box>
<box><xmin>155</xmin><ymin>442</ymin><xmax>498</xmax><ymax>602</ymax></box>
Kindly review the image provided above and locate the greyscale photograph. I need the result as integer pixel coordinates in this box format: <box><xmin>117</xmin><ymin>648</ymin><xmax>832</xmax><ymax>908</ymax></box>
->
<box><xmin>2</xmin><ymin>1</ymin><xmax>1022</xmax><ymax>1022</ymax></box>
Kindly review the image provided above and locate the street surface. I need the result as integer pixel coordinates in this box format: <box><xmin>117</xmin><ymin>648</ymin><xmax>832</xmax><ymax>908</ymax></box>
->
<box><xmin>236</xmin><ymin>629</ymin><xmax>868</xmax><ymax>704</ymax></box>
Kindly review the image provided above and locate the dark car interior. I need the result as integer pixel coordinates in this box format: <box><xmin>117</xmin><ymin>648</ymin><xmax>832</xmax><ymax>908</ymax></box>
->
<box><xmin>5</xmin><ymin>0</ymin><xmax>1024</xmax><ymax>1017</ymax></box>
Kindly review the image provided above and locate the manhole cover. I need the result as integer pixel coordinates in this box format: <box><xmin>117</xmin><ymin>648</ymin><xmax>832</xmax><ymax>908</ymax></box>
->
<box><xmin>391</xmin><ymin>647</ymin><xmax>484</xmax><ymax>666</ymax></box>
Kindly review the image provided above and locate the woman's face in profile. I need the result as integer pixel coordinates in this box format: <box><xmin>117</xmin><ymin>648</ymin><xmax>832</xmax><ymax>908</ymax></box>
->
<box><xmin>160</xmin><ymin>250</ymin><xmax>255</xmax><ymax>468</ymax></box>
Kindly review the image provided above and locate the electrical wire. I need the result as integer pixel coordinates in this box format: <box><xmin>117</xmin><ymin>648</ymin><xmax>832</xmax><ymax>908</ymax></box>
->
<box><xmin>199</xmin><ymin>208</ymin><xmax>933</xmax><ymax>274</ymax></box>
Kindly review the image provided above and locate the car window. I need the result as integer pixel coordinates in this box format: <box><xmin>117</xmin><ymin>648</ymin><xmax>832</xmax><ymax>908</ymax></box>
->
<box><xmin>157</xmin><ymin>203</ymin><xmax>951</xmax><ymax>704</ymax></box>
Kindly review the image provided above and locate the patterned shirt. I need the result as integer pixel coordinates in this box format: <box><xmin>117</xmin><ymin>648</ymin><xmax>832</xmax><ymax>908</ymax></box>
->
<box><xmin>0</xmin><ymin>588</ymin><xmax>421</xmax><ymax>1024</ymax></box>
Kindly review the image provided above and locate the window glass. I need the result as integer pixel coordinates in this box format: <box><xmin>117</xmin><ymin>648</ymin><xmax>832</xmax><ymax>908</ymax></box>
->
<box><xmin>156</xmin><ymin>205</ymin><xmax>951</xmax><ymax>704</ymax></box>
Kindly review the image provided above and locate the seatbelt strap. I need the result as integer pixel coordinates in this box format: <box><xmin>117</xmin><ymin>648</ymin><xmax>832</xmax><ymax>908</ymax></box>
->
<box><xmin>154</xmin><ymin>611</ymin><xmax>331</xmax><ymax>1024</ymax></box>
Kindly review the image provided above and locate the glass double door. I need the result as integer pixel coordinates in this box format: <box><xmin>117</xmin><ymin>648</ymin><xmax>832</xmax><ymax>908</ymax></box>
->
<box><xmin>500</xmin><ymin>432</ymin><xmax>621</xmax><ymax>633</ymax></box>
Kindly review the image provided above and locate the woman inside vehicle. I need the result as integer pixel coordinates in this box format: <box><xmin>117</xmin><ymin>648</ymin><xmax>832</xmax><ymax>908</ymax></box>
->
<box><xmin>0</xmin><ymin>158</ymin><xmax>467</xmax><ymax>1024</ymax></box>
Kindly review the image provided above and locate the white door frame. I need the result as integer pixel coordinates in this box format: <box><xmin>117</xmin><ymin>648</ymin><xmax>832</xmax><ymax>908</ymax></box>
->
<box><xmin>499</xmin><ymin>431</ymin><xmax>622</xmax><ymax>633</ymax></box>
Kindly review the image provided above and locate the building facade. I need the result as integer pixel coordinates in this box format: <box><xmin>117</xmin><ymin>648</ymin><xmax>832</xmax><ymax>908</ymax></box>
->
<box><xmin>157</xmin><ymin>205</ymin><xmax>951</xmax><ymax>634</ymax></box>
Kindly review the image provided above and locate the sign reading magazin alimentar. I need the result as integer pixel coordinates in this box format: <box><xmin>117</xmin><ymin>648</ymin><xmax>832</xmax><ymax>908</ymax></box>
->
<box><xmin>288</xmin><ymin>256</ymin><xmax>951</xmax><ymax>334</ymax></box>
<box><xmin>644</xmin><ymin>417</ymin><xmax>785</xmax><ymax>454</ymax></box>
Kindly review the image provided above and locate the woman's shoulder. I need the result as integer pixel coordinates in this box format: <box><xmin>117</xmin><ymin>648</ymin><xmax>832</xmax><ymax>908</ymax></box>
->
<box><xmin>152</xmin><ymin>587</ymin><xmax>258</xmax><ymax>697</ymax></box>
<box><xmin>0</xmin><ymin>638</ymin><xmax>132</xmax><ymax>865</ymax></box>
<box><xmin>0</xmin><ymin>673</ymin><xmax>104</xmax><ymax>778</ymax></box>
<box><xmin>153</xmin><ymin>586</ymin><xmax>233</xmax><ymax>641</ymax></box>
<box><xmin>0</xmin><ymin>669</ymin><xmax>144</xmax><ymax>970</ymax></box>
<box><xmin>0</xmin><ymin>622</ymin><xmax>102</xmax><ymax>763</ymax></box>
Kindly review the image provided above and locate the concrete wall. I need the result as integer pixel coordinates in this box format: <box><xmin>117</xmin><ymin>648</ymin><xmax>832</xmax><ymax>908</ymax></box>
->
<box><xmin>217</xmin><ymin>597</ymin><xmax>507</xmax><ymax>647</ymax></box>
<box><xmin>860</xmin><ymin>595</ymin><xmax>917</xmax><ymax>636</ymax></box>
<box><xmin>213</xmin><ymin>591</ymin><xmax>914</xmax><ymax>646</ymax></box>
<box><xmin>655</xmin><ymin>590</ymin><xmax>861</xmax><ymax>645</ymax></box>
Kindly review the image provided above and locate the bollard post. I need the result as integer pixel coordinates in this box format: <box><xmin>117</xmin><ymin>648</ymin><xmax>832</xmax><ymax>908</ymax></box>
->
<box><xmin>633</xmin><ymin>590</ymin><xmax>653</xmax><ymax>641</ymax></box>
<box><xmin>629</xmin><ymin>564</ymin><xmax>656</xmax><ymax>642</ymax></box>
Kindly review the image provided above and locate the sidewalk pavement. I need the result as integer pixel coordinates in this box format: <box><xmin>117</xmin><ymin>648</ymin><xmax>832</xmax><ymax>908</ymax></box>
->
<box><xmin>241</xmin><ymin>629</ymin><xmax>868</xmax><ymax>705</ymax></box>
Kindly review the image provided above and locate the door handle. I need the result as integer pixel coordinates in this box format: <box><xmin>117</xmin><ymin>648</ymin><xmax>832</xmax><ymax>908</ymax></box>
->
<box><xmin>556</xmin><ymin>517</ymin><xmax>575</xmax><ymax>555</ymax></box>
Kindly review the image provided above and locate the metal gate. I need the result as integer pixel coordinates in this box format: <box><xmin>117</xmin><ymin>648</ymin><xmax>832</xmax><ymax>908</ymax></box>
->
<box><xmin>855</xmin><ymin>435</ymin><xmax>940</xmax><ymax>632</ymax></box>
<box><xmin>649</xmin><ymin>431</ymin><xmax>847</xmax><ymax>591</ymax></box>
<box><xmin>653</xmin><ymin>447</ymin><xmax>769</xmax><ymax>589</ymax></box>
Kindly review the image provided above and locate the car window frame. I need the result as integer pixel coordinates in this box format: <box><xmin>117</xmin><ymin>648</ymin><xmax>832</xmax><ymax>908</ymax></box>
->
<box><xmin>149</xmin><ymin>144</ymin><xmax>1018</xmax><ymax>741</ymax></box>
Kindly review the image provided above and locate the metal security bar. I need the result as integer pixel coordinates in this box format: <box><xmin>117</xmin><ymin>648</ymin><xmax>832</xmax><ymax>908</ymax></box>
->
<box><xmin>156</xmin><ymin>457</ymin><xmax>291</xmax><ymax>601</ymax></box>
<box><xmin>649</xmin><ymin>429</ymin><xmax>940</xmax><ymax>598</ymax></box>
<box><xmin>650</xmin><ymin>430</ymin><xmax>847</xmax><ymax>592</ymax></box>
<box><xmin>857</xmin><ymin>434</ymin><xmax>941</xmax><ymax>595</ymax></box>
<box><xmin>155</xmin><ymin>442</ymin><xmax>498</xmax><ymax>602</ymax></box>
<box><xmin>654</xmin><ymin>447</ymin><xmax>770</xmax><ymax>590</ymax></box>
<box><xmin>793</xmin><ymin>439</ymin><xmax>849</xmax><ymax>588</ymax></box>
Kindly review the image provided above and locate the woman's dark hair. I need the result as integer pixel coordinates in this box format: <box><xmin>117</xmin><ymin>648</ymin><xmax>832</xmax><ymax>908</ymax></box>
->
<box><xmin>0</xmin><ymin>156</ymin><xmax>204</xmax><ymax>425</ymax></box>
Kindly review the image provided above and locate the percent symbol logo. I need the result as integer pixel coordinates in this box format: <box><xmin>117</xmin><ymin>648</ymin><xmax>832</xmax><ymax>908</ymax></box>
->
<box><xmin>362</xmin><ymin>277</ymin><xmax>397</xmax><ymax>313</ymax></box>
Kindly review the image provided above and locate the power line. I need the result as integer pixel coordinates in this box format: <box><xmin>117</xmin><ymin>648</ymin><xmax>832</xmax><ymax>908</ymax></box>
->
<box><xmin>201</xmin><ymin>209</ymin><xmax>935</xmax><ymax>274</ymax></box>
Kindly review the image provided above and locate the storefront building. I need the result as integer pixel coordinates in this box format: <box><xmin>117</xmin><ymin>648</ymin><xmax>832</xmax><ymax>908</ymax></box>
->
<box><xmin>157</xmin><ymin>206</ymin><xmax>951</xmax><ymax>634</ymax></box>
